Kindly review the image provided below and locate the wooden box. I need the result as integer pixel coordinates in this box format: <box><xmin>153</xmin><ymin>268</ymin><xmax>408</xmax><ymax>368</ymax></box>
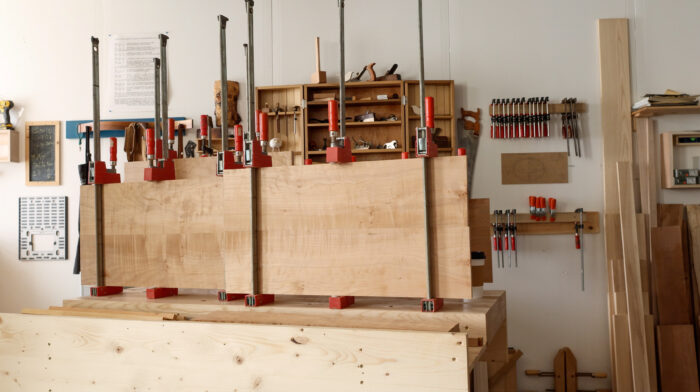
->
<box><xmin>660</xmin><ymin>131</ymin><xmax>700</xmax><ymax>189</ymax></box>
<box><xmin>0</xmin><ymin>129</ymin><xmax>19</xmax><ymax>162</ymax></box>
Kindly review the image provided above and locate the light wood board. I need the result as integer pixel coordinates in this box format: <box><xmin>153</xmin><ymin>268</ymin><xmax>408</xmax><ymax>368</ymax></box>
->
<box><xmin>123</xmin><ymin>157</ymin><xmax>218</xmax><ymax>183</ymax></box>
<box><xmin>80</xmin><ymin>177</ymin><xmax>227</xmax><ymax>289</ymax></box>
<box><xmin>656</xmin><ymin>324</ymin><xmax>700</xmax><ymax>392</ymax></box>
<box><xmin>0</xmin><ymin>313</ymin><xmax>469</xmax><ymax>392</ymax></box>
<box><xmin>62</xmin><ymin>290</ymin><xmax>507</xmax><ymax>343</ymax></box>
<box><xmin>616</xmin><ymin>161</ymin><xmax>651</xmax><ymax>392</ymax></box>
<box><xmin>598</xmin><ymin>18</ymin><xmax>635</xmax><ymax>389</ymax></box>
<box><xmin>221</xmin><ymin>156</ymin><xmax>471</xmax><ymax>298</ymax></box>
<box><xmin>500</xmin><ymin>152</ymin><xmax>568</xmax><ymax>184</ymax></box>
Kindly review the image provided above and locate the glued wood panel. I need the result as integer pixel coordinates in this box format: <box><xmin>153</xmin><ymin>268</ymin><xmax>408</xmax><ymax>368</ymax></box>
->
<box><xmin>500</xmin><ymin>152</ymin><xmax>568</xmax><ymax>184</ymax></box>
<box><xmin>123</xmin><ymin>157</ymin><xmax>218</xmax><ymax>183</ymax></box>
<box><xmin>656</xmin><ymin>324</ymin><xmax>700</xmax><ymax>392</ymax></box>
<box><xmin>80</xmin><ymin>177</ymin><xmax>227</xmax><ymax>289</ymax></box>
<box><xmin>616</xmin><ymin>161</ymin><xmax>651</xmax><ymax>392</ymax></box>
<box><xmin>0</xmin><ymin>313</ymin><xmax>469</xmax><ymax>392</ymax></box>
<box><xmin>222</xmin><ymin>156</ymin><xmax>471</xmax><ymax>298</ymax></box>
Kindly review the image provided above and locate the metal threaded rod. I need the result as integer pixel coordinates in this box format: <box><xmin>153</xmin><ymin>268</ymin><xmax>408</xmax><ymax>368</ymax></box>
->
<box><xmin>159</xmin><ymin>34</ymin><xmax>169</xmax><ymax>167</ymax></box>
<box><xmin>338</xmin><ymin>0</ymin><xmax>346</xmax><ymax>140</ymax></box>
<box><xmin>219</xmin><ymin>15</ymin><xmax>229</xmax><ymax>150</ymax></box>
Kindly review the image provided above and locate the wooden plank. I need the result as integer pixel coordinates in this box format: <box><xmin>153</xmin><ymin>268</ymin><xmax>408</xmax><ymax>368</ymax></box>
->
<box><xmin>222</xmin><ymin>156</ymin><xmax>470</xmax><ymax>298</ymax></box>
<box><xmin>616</xmin><ymin>161</ymin><xmax>651</xmax><ymax>392</ymax></box>
<box><xmin>656</xmin><ymin>324</ymin><xmax>700</xmax><ymax>392</ymax></box>
<box><xmin>644</xmin><ymin>315</ymin><xmax>658</xmax><ymax>392</ymax></box>
<box><xmin>473</xmin><ymin>361</ymin><xmax>489</xmax><ymax>392</ymax></box>
<box><xmin>613</xmin><ymin>314</ymin><xmax>634</xmax><ymax>392</ymax></box>
<box><xmin>80</xmin><ymin>177</ymin><xmax>227</xmax><ymax>289</ymax></box>
<box><xmin>487</xmin><ymin>348</ymin><xmax>522</xmax><ymax>389</ymax></box>
<box><xmin>632</xmin><ymin>104</ymin><xmax>700</xmax><ymax>118</ymax></box>
<box><xmin>651</xmin><ymin>226</ymin><xmax>693</xmax><ymax>325</ymax></box>
<box><xmin>63</xmin><ymin>290</ymin><xmax>507</xmax><ymax>344</ymax></box>
<box><xmin>21</xmin><ymin>307</ymin><xmax>176</xmax><ymax>321</ymax></box>
<box><xmin>469</xmin><ymin>198</ymin><xmax>492</xmax><ymax>284</ymax></box>
<box><xmin>0</xmin><ymin>313</ymin><xmax>469</xmax><ymax>392</ymax></box>
<box><xmin>657</xmin><ymin>203</ymin><xmax>685</xmax><ymax>227</ymax></box>
<box><xmin>598</xmin><ymin>18</ymin><xmax>634</xmax><ymax>389</ymax></box>
<box><xmin>191</xmin><ymin>311</ymin><xmax>460</xmax><ymax>333</ymax></box>
<box><xmin>689</xmin><ymin>205</ymin><xmax>700</xmax><ymax>303</ymax></box>
<box><xmin>500</xmin><ymin>152</ymin><xmax>568</xmax><ymax>184</ymax></box>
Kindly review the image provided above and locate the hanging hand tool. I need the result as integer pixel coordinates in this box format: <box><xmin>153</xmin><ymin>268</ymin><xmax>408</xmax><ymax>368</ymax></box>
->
<box><xmin>529</xmin><ymin>196</ymin><xmax>537</xmax><ymax>220</ymax></box>
<box><xmin>575</xmin><ymin>208</ymin><xmax>585</xmax><ymax>290</ymax></box>
<box><xmin>0</xmin><ymin>100</ymin><xmax>14</xmax><ymax>130</ymax></box>
<box><xmin>544</xmin><ymin>96</ymin><xmax>550</xmax><ymax>137</ymax></box>
<box><xmin>511</xmin><ymin>209</ymin><xmax>518</xmax><ymax>267</ymax></box>
<box><xmin>505</xmin><ymin>209</ymin><xmax>512</xmax><ymax>267</ymax></box>
<box><xmin>310</xmin><ymin>36</ymin><xmax>327</xmax><ymax>83</ymax></box>
<box><xmin>199</xmin><ymin>114</ymin><xmax>214</xmax><ymax>157</ymax></box>
<box><xmin>292</xmin><ymin>106</ymin><xmax>299</xmax><ymax>135</ymax></box>
<box><xmin>489</xmin><ymin>99</ymin><xmax>495</xmax><ymax>138</ymax></box>
<box><xmin>569</xmin><ymin>97</ymin><xmax>581</xmax><ymax>157</ymax></box>
<box><xmin>274</xmin><ymin>103</ymin><xmax>280</xmax><ymax>135</ymax></box>
<box><xmin>326</xmin><ymin>0</ymin><xmax>353</xmax><ymax>164</ymax></box>
<box><xmin>492</xmin><ymin>210</ymin><xmax>500</xmax><ymax>268</ymax></box>
<box><xmin>78</xmin><ymin>126</ymin><xmax>92</xmax><ymax>185</ymax></box>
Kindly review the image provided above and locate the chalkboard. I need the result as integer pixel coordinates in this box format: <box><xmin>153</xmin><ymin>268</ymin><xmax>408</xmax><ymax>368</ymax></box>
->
<box><xmin>25</xmin><ymin>121</ymin><xmax>60</xmax><ymax>186</ymax></box>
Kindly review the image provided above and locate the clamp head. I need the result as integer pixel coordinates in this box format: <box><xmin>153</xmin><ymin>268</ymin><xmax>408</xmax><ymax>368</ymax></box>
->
<box><xmin>153</xmin><ymin>57</ymin><xmax>160</xmax><ymax>67</ymax></box>
<box><xmin>159</xmin><ymin>34</ymin><xmax>169</xmax><ymax>46</ymax></box>
<box><xmin>218</xmin><ymin>14</ymin><xmax>229</xmax><ymax>27</ymax></box>
<box><xmin>91</xmin><ymin>36</ymin><xmax>99</xmax><ymax>46</ymax></box>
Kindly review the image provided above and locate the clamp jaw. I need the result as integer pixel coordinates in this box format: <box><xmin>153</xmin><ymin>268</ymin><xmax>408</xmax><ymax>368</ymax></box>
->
<box><xmin>242</xmin><ymin>111</ymin><xmax>272</xmax><ymax>168</ymax></box>
<box><xmin>415</xmin><ymin>97</ymin><xmax>438</xmax><ymax>158</ymax></box>
<box><xmin>325</xmin><ymin>99</ymin><xmax>352</xmax><ymax>163</ymax></box>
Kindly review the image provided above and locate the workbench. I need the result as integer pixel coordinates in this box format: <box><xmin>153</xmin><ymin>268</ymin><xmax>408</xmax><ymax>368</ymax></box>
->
<box><xmin>0</xmin><ymin>290</ymin><xmax>511</xmax><ymax>391</ymax></box>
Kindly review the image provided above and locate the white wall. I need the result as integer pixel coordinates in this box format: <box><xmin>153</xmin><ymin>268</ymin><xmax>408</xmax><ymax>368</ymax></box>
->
<box><xmin>1</xmin><ymin>1</ymin><xmax>698</xmax><ymax>390</ymax></box>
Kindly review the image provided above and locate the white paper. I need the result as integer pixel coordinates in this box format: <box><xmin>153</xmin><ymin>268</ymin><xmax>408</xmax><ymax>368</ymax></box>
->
<box><xmin>107</xmin><ymin>34</ymin><xmax>161</xmax><ymax>113</ymax></box>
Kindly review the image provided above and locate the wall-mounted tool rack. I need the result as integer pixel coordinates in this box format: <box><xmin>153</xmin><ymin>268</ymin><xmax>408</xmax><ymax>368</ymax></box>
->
<box><xmin>489</xmin><ymin>211</ymin><xmax>599</xmax><ymax>235</ymax></box>
<box><xmin>488</xmin><ymin>102</ymin><xmax>587</xmax><ymax>117</ymax></box>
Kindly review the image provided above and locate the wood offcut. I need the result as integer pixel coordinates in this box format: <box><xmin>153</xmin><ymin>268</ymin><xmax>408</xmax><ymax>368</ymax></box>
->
<box><xmin>500</xmin><ymin>152</ymin><xmax>568</xmax><ymax>184</ymax></box>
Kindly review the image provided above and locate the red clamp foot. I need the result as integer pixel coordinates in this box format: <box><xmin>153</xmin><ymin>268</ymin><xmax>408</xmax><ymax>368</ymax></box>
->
<box><xmin>329</xmin><ymin>296</ymin><xmax>355</xmax><ymax>309</ymax></box>
<box><xmin>144</xmin><ymin>159</ymin><xmax>176</xmax><ymax>181</ymax></box>
<box><xmin>420</xmin><ymin>298</ymin><xmax>444</xmax><ymax>312</ymax></box>
<box><xmin>245</xmin><ymin>294</ymin><xmax>275</xmax><ymax>307</ymax></box>
<box><xmin>326</xmin><ymin>141</ymin><xmax>353</xmax><ymax>163</ymax></box>
<box><xmin>91</xmin><ymin>161</ymin><xmax>121</xmax><ymax>184</ymax></box>
<box><xmin>90</xmin><ymin>286</ymin><xmax>123</xmax><ymax>297</ymax></box>
<box><xmin>218</xmin><ymin>291</ymin><xmax>246</xmax><ymax>302</ymax></box>
<box><xmin>146</xmin><ymin>287</ymin><xmax>178</xmax><ymax>299</ymax></box>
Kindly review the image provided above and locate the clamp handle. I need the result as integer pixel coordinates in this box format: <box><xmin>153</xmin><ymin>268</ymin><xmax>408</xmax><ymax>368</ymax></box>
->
<box><xmin>200</xmin><ymin>115</ymin><xmax>208</xmax><ymax>137</ymax></box>
<box><xmin>328</xmin><ymin>99</ymin><xmax>338</xmax><ymax>132</ymax></box>
<box><xmin>258</xmin><ymin>111</ymin><xmax>269</xmax><ymax>142</ymax></box>
<box><xmin>146</xmin><ymin>128</ymin><xmax>155</xmax><ymax>156</ymax></box>
<box><xmin>425</xmin><ymin>96</ymin><xmax>434</xmax><ymax>128</ymax></box>
<box><xmin>109</xmin><ymin>137</ymin><xmax>117</xmax><ymax>163</ymax></box>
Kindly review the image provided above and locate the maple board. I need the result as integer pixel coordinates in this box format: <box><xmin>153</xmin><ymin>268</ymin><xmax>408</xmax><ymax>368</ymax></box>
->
<box><xmin>81</xmin><ymin>156</ymin><xmax>471</xmax><ymax>299</ymax></box>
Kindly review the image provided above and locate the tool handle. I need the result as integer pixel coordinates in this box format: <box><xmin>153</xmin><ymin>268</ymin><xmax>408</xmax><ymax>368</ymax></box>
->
<box><xmin>575</xmin><ymin>232</ymin><xmax>581</xmax><ymax>249</ymax></box>
<box><xmin>200</xmin><ymin>115</ymin><xmax>208</xmax><ymax>137</ymax></box>
<box><xmin>109</xmin><ymin>137</ymin><xmax>117</xmax><ymax>162</ymax></box>
<box><xmin>315</xmin><ymin>36</ymin><xmax>321</xmax><ymax>72</ymax></box>
<box><xmin>234</xmin><ymin>125</ymin><xmax>243</xmax><ymax>152</ymax></box>
<box><xmin>146</xmin><ymin>128</ymin><xmax>155</xmax><ymax>156</ymax></box>
<box><xmin>425</xmin><ymin>97</ymin><xmax>435</xmax><ymax>128</ymax></box>
<box><xmin>328</xmin><ymin>100</ymin><xmax>338</xmax><ymax>132</ymax></box>
<box><xmin>259</xmin><ymin>112</ymin><xmax>269</xmax><ymax>142</ymax></box>
<box><xmin>493</xmin><ymin>235</ymin><xmax>498</xmax><ymax>251</ymax></box>
<box><xmin>168</xmin><ymin>119</ymin><xmax>175</xmax><ymax>141</ymax></box>
<box><xmin>504</xmin><ymin>233</ymin><xmax>509</xmax><ymax>250</ymax></box>
<box><xmin>254</xmin><ymin>109</ymin><xmax>262</xmax><ymax>140</ymax></box>
<box><xmin>511</xmin><ymin>236</ymin><xmax>516</xmax><ymax>251</ymax></box>
<box><xmin>525</xmin><ymin>370</ymin><xmax>542</xmax><ymax>376</ymax></box>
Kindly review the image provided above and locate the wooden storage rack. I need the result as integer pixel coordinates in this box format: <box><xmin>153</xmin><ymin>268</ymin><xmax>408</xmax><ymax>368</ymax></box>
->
<box><xmin>659</xmin><ymin>131</ymin><xmax>700</xmax><ymax>189</ymax></box>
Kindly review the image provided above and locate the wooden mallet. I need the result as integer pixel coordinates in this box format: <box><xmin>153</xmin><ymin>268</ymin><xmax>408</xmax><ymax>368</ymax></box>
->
<box><xmin>310</xmin><ymin>36</ymin><xmax>326</xmax><ymax>83</ymax></box>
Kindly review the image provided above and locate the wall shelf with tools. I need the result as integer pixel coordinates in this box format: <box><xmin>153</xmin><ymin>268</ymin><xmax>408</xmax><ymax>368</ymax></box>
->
<box><xmin>405</xmin><ymin>80</ymin><xmax>456</xmax><ymax>156</ymax></box>
<box><xmin>255</xmin><ymin>84</ymin><xmax>305</xmax><ymax>164</ymax></box>
<box><xmin>489</xmin><ymin>211</ymin><xmax>600</xmax><ymax>235</ymax></box>
<box><xmin>304</xmin><ymin>80</ymin><xmax>406</xmax><ymax>162</ymax></box>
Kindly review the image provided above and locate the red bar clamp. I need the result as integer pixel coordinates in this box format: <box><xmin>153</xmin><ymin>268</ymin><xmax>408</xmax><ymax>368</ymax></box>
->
<box><xmin>144</xmin><ymin>128</ymin><xmax>176</xmax><ymax>181</ymax></box>
<box><xmin>326</xmin><ymin>99</ymin><xmax>352</xmax><ymax>163</ymax></box>
<box><xmin>90</xmin><ymin>286</ymin><xmax>123</xmax><ymax>297</ymax></box>
<box><xmin>90</xmin><ymin>137</ymin><xmax>121</xmax><ymax>184</ymax></box>
<box><xmin>245</xmin><ymin>294</ymin><xmax>275</xmax><ymax>307</ymax></box>
<box><xmin>421</xmin><ymin>298</ymin><xmax>444</xmax><ymax>312</ymax></box>
<box><xmin>218</xmin><ymin>291</ymin><xmax>246</xmax><ymax>301</ymax></box>
<box><xmin>146</xmin><ymin>287</ymin><xmax>178</xmax><ymax>299</ymax></box>
<box><xmin>329</xmin><ymin>296</ymin><xmax>355</xmax><ymax>309</ymax></box>
<box><xmin>415</xmin><ymin>97</ymin><xmax>438</xmax><ymax>158</ymax></box>
<box><xmin>243</xmin><ymin>112</ymin><xmax>272</xmax><ymax>168</ymax></box>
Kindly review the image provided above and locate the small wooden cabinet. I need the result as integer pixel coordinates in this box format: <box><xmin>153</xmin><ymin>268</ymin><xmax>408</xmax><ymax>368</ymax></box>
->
<box><xmin>256</xmin><ymin>80</ymin><xmax>455</xmax><ymax>163</ymax></box>
<box><xmin>660</xmin><ymin>131</ymin><xmax>700</xmax><ymax>188</ymax></box>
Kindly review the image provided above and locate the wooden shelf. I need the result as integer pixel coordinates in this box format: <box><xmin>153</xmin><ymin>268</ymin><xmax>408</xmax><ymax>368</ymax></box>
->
<box><xmin>664</xmin><ymin>184</ymin><xmax>700</xmax><ymax>189</ymax></box>
<box><xmin>308</xmin><ymin>149</ymin><xmax>402</xmax><ymax>155</ymax></box>
<box><xmin>409</xmin><ymin>147</ymin><xmax>453</xmax><ymax>152</ymax></box>
<box><xmin>308</xmin><ymin>99</ymin><xmax>401</xmax><ymax>106</ymax></box>
<box><xmin>632</xmin><ymin>105</ymin><xmax>700</xmax><ymax>118</ymax></box>
<box><xmin>307</xmin><ymin>121</ymin><xmax>402</xmax><ymax>128</ymax></box>
<box><xmin>408</xmin><ymin>115</ymin><xmax>452</xmax><ymax>120</ymax></box>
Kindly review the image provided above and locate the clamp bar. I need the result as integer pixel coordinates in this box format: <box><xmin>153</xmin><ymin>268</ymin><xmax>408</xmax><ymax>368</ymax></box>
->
<box><xmin>245</xmin><ymin>0</ymin><xmax>256</xmax><ymax>146</ymax></box>
<box><xmin>218</xmin><ymin>15</ymin><xmax>229</xmax><ymax>152</ymax></box>
<box><xmin>90</xmin><ymin>36</ymin><xmax>104</xmax><ymax>287</ymax></box>
<box><xmin>159</xmin><ymin>34</ymin><xmax>169</xmax><ymax>167</ymax></box>
<box><xmin>338</xmin><ymin>0</ymin><xmax>346</xmax><ymax>140</ymax></box>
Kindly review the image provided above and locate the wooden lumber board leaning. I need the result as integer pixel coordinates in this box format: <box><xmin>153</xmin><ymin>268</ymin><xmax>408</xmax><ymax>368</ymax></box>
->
<box><xmin>0</xmin><ymin>313</ymin><xmax>470</xmax><ymax>392</ymax></box>
<box><xmin>80</xmin><ymin>155</ymin><xmax>471</xmax><ymax>298</ymax></box>
<box><xmin>80</xmin><ymin>177</ymin><xmax>227</xmax><ymax>289</ymax></box>
<box><xmin>62</xmin><ymin>290</ymin><xmax>507</xmax><ymax>344</ymax></box>
<box><xmin>651</xmin><ymin>226</ymin><xmax>693</xmax><ymax>325</ymax></box>
<box><xmin>469</xmin><ymin>198</ymin><xmax>493</xmax><ymax>284</ymax></box>
<box><xmin>500</xmin><ymin>152</ymin><xmax>568</xmax><ymax>184</ymax></box>
<box><xmin>221</xmin><ymin>156</ymin><xmax>471</xmax><ymax>298</ymax></box>
<box><xmin>598</xmin><ymin>18</ymin><xmax>635</xmax><ymax>390</ymax></box>
<box><xmin>656</xmin><ymin>324</ymin><xmax>700</xmax><ymax>392</ymax></box>
<box><xmin>616</xmin><ymin>161</ymin><xmax>652</xmax><ymax>392</ymax></box>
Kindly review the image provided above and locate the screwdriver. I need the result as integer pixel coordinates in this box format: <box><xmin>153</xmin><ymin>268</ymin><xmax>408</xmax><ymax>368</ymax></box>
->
<box><xmin>529</xmin><ymin>196</ymin><xmax>537</xmax><ymax>220</ymax></box>
<box><xmin>548</xmin><ymin>197</ymin><xmax>556</xmax><ymax>222</ymax></box>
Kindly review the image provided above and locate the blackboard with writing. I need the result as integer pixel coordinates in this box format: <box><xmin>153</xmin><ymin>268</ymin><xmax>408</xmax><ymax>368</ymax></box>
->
<box><xmin>26</xmin><ymin>123</ymin><xmax>59</xmax><ymax>185</ymax></box>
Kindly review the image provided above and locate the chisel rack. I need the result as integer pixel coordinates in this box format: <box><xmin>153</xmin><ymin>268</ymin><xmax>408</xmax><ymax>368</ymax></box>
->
<box><xmin>489</xmin><ymin>211</ymin><xmax>599</xmax><ymax>235</ymax></box>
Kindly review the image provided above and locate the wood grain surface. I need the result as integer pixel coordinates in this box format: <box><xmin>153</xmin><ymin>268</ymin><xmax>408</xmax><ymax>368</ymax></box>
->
<box><xmin>500</xmin><ymin>152</ymin><xmax>568</xmax><ymax>184</ymax></box>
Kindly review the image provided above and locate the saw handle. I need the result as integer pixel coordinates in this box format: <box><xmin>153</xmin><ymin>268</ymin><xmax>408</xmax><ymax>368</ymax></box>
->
<box><xmin>328</xmin><ymin>100</ymin><xmax>338</xmax><ymax>132</ymax></box>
